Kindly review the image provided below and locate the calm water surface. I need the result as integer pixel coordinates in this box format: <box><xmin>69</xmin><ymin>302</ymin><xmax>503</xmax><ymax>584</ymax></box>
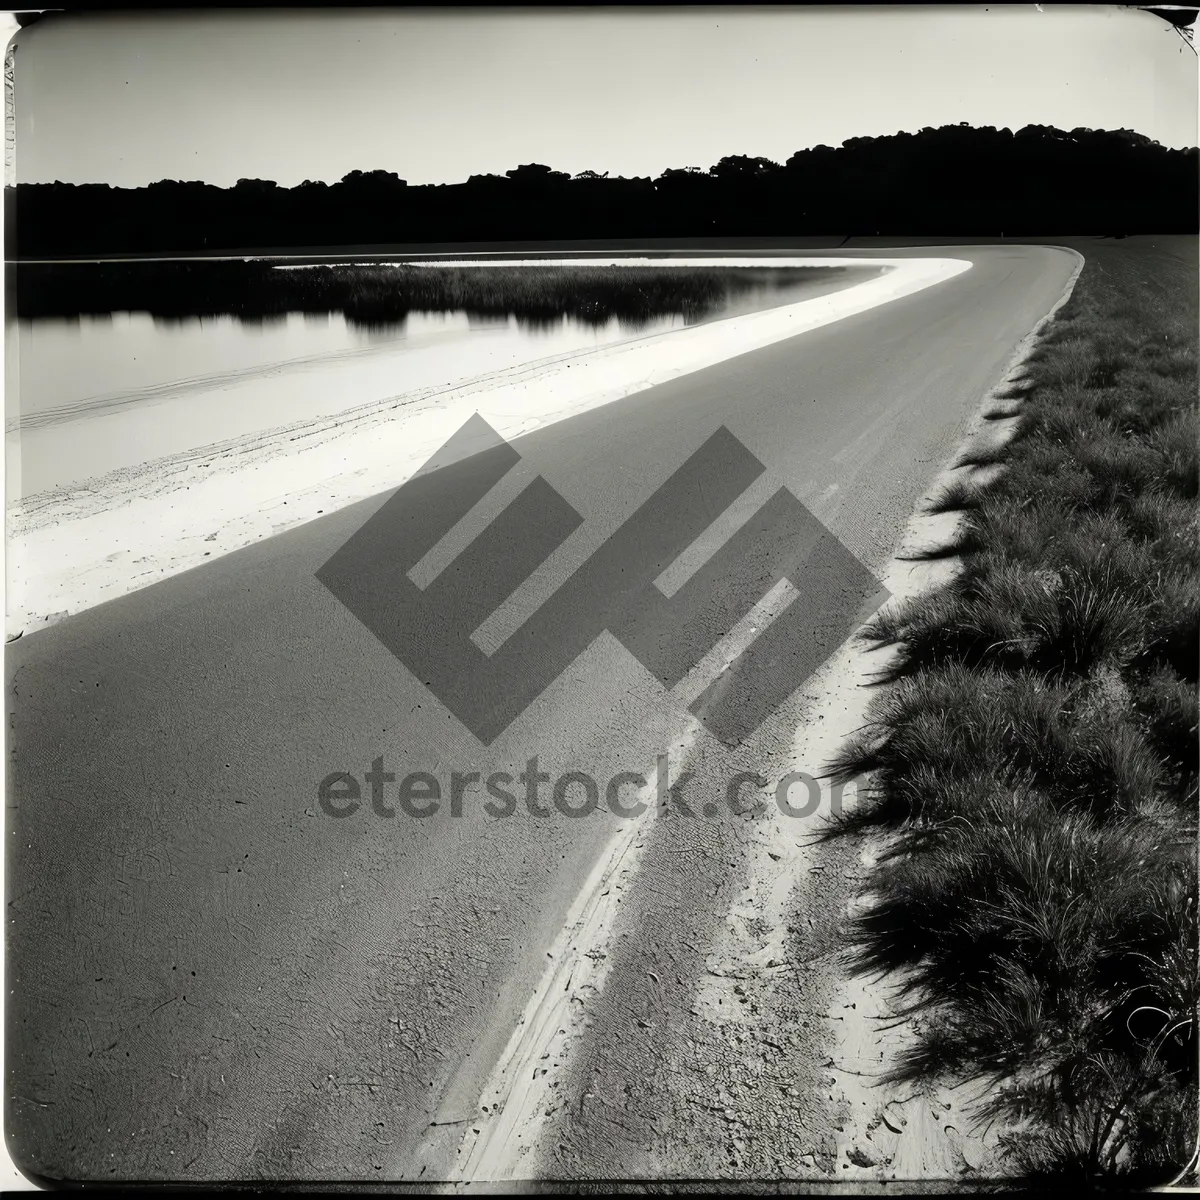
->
<box><xmin>8</xmin><ymin>266</ymin><xmax>873</xmax><ymax>499</ymax></box>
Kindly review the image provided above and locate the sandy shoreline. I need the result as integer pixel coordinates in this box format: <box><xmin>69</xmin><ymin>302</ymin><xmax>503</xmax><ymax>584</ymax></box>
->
<box><xmin>6</xmin><ymin>256</ymin><xmax>969</xmax><ymax>639</ymax></box>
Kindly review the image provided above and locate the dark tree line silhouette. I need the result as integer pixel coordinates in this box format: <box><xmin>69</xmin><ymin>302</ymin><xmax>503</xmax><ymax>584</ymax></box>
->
<box><xmin>8</xmin><ymin>124</ymin><xmax>1197</xmax><ymax>258</ymax></box>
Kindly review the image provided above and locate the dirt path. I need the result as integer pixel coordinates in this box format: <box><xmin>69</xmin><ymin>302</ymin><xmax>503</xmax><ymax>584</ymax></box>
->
<box><xmin>445</xmin><ymin>247</ymin><xmax>1083</xmax><ymax>1188</ymax></box>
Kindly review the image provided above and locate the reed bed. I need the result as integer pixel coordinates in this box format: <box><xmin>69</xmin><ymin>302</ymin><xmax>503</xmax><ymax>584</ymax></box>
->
<box><xmin>14</xmin><ymin>261</ymin><xmax>858</xmax><ymax>329</ymax></box>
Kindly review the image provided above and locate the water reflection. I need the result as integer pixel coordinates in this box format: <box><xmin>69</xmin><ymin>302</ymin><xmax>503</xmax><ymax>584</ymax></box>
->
<box><xmin>467</xmin><ymin>312</ymin><xmax>511</xmax><ymax>332</ymax></box>
<box><xmin>11</xmin><ymin>264</ymin><xmax>881</xmax><ymax>497</ymax></box>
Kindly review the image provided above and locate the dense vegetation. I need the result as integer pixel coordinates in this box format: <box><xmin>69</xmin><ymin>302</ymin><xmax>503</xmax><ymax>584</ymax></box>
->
<box><xmin>10</xmin><ymin>261</ymin><xmax>860</xmax><ymax>327</ymax></box>
<box><xmin>825</xmin><ymin>237</ymin><xmax>1198</xmax><ymax>1184</ymax></box>
<box><xmin>10</xmin><ymin>126</ymin><xmax>1197</xmax><ymax>258</ymax></box>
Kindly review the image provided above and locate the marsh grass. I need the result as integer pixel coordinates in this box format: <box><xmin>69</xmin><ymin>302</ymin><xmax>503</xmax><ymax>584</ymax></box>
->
<box><xmin>951</xmin><ymin>443</ymin><xmax>1014</xmax><ymax>470</ymax></box>
<box><xmin>15</xmin><ymin>260</ymin><xmax>858</xmax><ymax>328</ymax></box>
<box><xmin>981</xmin><ymin>403</ymin><xmax>1024</xmax><ymax>421</ymax></box>
<box><xmin>924</xmin><ymin>476</ymin><xmax>986</xmax><ymax>514</ymax></box>
<box><xmin>826</xmin><ymin>238</ymin><xmax>1198</xmax><ymax>1184</ymax></box>
<box><xmin>277</xmin><ymin>263</ymin><xmax>842</xmax><ymax>329</ymax></box>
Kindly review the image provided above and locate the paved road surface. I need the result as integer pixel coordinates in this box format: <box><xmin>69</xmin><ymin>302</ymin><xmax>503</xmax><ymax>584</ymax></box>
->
<box><xmin>6</xmin><ymin>245</ymin><xmax>1078</xmax><ymax>1182</ymax></box>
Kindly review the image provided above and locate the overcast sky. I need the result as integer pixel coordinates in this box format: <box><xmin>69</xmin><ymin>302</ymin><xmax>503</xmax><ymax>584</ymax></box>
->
<box><xmin>6</xmin><ymin>5</ymin><xmax>1197</xmax><ymax>188</ymax></box>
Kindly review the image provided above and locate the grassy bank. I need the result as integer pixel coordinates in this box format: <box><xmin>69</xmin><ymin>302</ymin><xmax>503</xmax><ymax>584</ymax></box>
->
<box><xmin>825</xmin><ymin>238</ymin><xmax>1198</xmax><ymax>1185</ymax></box>
<box><xmin>12</xmin><ymin>261</ymin><xmax>862</xmax><ymax>328</ymax></box>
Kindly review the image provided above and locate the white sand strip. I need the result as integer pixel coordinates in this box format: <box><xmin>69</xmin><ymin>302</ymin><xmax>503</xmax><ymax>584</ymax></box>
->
<box><xmin>438</xmin><ymin>743</ymin><xmax>675</xmax><ymax>1186</ymax></box>
<box><xmin>6</xmin><ymin>256</ymin><xmax>969</xmax><ymax>637</ymax></box>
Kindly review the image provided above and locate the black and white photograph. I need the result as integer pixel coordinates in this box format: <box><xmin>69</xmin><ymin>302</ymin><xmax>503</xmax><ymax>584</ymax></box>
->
<box><xmin>2</xmin><ymin>3</ymin><xmax>1198</xmax><ymax>1189</ymax></box>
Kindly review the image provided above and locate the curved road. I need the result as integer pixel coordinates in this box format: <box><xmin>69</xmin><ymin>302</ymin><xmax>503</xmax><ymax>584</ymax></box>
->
<box><xmin>6</xmin><ymin>244</ymin><xmax>1078</xmax><ymax>1183</ymax></box>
